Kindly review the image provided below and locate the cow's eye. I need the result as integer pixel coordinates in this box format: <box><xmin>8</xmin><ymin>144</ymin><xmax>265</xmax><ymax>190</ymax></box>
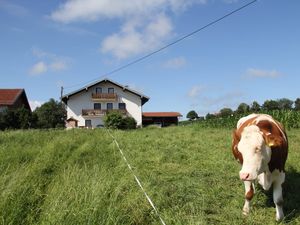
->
<box><xmin>255</xmin><ymin>147</ymin><xmax>260</xmax><ymax>153</ymax></box>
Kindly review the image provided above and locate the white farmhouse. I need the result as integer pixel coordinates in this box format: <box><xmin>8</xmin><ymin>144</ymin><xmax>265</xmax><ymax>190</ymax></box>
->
<box><xmin>62</xmin><ymin>79</ymin><xmax>149</xmax><ymax>128</ymax></box>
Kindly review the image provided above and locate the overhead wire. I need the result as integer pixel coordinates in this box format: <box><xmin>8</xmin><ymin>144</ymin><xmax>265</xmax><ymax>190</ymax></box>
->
<box><xmin>63</xmin><ymin>0</ymin><xmax>257</xmax><ymax>91</ymax></box>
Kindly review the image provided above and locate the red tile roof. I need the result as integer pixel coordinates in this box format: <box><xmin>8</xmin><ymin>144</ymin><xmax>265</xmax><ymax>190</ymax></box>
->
<box><xmin>143</xmin><ymin>112</ymin><xmax>182</xmax><ymax>117</ymax></box>
<box><xmin>0</xmin><ymin>89</ymin><xmax>23</xmax><ymax>105</ymax></box>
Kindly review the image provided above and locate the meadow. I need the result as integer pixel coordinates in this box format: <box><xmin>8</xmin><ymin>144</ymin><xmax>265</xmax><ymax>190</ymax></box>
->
<box><xmin>0</xmin><ymin>125</ymin><xmax>300</xmax><ymax>225</ymax></box>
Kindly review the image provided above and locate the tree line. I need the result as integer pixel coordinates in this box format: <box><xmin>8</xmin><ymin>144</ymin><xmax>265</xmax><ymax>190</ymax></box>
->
<box><xmin>187</xmin><ymin>98</ymin><xmax>300</xmax><ymax>120</ymax></box>
<box><xmin>0</xmin><ymin>99</ymin><xmax>66</xmax><ymax>130</ymax></box>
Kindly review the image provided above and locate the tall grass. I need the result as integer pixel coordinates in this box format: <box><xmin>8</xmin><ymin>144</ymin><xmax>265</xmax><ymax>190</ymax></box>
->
<box><xmin>0</xmin><ymin>127</ymin><xmax>300</xmax><ymax>224</ymax></box>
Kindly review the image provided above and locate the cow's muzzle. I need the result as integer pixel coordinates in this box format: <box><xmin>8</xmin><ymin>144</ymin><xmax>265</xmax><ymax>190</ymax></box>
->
<box><xmin>240</xmin><ymin>172</ymin><xmax>251</xmax><ymax>181</ymax></box>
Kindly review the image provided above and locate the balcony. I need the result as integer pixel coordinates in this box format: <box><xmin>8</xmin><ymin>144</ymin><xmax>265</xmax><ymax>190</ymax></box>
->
<box><xmin>82</xmin><ymin>109</ymin><xmax>127</xmax><ymax>117</ymax></box>
<box><xmin>92</xmin><ymin>93</ymin><xmax>118</xmax><ymax>102</ymax></box>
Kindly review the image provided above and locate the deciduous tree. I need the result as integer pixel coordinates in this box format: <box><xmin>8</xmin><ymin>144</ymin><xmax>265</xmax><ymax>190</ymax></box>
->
<box><xmin>186</xmin><ymin>110</ymin><xmax>199</xmax><ymax>120</ymax></box>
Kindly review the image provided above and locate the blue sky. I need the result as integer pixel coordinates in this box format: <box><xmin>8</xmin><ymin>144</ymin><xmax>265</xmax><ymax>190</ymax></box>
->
<box><xmin>1</xmin><ymin>0</ymin><xmax>299</xmax><ymax>118</ymax></box>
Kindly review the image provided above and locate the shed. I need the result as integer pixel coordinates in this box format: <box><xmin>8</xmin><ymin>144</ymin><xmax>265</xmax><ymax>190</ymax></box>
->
<box><xmin>142</xmin><ymin>112</ymin><xmax>182</xmax><ymax>127</ymax></box>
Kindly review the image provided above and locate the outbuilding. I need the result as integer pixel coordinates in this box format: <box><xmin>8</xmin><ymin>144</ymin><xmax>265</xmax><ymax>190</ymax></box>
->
<box><xmin>0</xmin><ymin>89</ymin><xmax>31</xmax><ymax>112</ymax></box>
<box><xmin>142</xmin><ymin>112</ymin><xmax>182</xmax><ymax>127</ymax></box>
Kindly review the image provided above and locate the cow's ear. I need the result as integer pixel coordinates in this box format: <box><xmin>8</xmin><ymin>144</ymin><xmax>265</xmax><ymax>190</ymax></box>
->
<box><xmin>262</xmin><ymin>131</ymin><xmax>282</xmax><ymax>147</ymax></box>
<box><xmin>232</xmin><ymin>129</ymin><xmax>239</xmax><ymax>142</ymax></box>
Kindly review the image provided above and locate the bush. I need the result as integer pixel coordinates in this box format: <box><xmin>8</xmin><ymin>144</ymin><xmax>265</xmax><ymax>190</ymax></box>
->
<box><xmin>121</xmin><ymin>117</ymin><xmax>137</xmax><ymax>129</ymax></box>
<box><xmin>104</xmin><ymin>111</ymin><xmax>136</xmax><ymax>129</ymax></box>
<box><xmin>0</xmin><ymin>107</ymin><xmax>35</xmax><ymax>130</ymax></box>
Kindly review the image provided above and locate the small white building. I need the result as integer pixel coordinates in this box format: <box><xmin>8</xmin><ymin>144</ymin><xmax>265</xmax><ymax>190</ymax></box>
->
<box><xmin>62</xmin><ymin>79</ymin><xmax>149</xmax><ymax>128</ymax></box>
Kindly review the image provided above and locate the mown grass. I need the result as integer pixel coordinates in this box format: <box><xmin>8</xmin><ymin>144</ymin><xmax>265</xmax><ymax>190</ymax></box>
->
<box><xmin>0</xmin><ymin>126</ymin><xmax>299</xmax><ymax>225</ymax></box>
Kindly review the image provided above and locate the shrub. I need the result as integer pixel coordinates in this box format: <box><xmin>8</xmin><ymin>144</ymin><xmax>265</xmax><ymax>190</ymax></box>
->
<box><xmin>104</xmin><ymin>111</ymin><xmax>136</xmax><ymax>129</ymax></box>
<box><xmin>104</xmin><ymin>111</ymin><xmax>123</xmax><ymax>129</ymax></box>
<box><xmin>121</xmin><ymin>117</ymin><xmax>137</xmax><ymax>129</ymax></box>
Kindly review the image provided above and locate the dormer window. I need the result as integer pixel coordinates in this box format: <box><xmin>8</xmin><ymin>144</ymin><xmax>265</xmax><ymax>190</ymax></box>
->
<box><xmin>96</xmin><ymin>87</ymin><xmax>102</xmax><ymax>94</ymax></box>
<box><xmin>108</xmin><ymin>88</ymin><xmax>114</xmax><ymax>94</ymax></box>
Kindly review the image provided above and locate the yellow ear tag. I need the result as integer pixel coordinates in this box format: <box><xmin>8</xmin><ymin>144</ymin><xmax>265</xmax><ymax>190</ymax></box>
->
<box><xmin>268</xmin><ymin>141</ymin><xmax>274</xmax><ymax>147</ymax></box>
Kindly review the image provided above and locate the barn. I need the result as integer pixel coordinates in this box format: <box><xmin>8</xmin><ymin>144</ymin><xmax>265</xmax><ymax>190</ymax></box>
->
<box><xmin>0</xmin><ymin>89</ymin><xmax>31</xmax><ymax>112</ymax></box>
<box><xmin>142</xmin><ymin>112</ymin><xmax>182</xmax><ymax>127</ymax></box>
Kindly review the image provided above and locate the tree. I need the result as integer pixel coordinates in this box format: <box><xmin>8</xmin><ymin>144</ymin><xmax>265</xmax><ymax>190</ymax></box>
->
<box><xmin>236</xmin><ymin>103</ymin><xmax>250</xmax><ymax>114</ymax></box>
<box><xmin>250</xmin><ymin>101</ymin><xmax>261</xmax><ymax>112</ymax></box>
<box><xmin>295</xmin><ymin>98</ymin><xmax>300</xmax><ymax>111</ymax></box>
<box><xmin>186</xmin><ymin>110</ymin><xmax>199</xmax><ymax>120</ymax></box>
<box><xmin>277</xmin><ymin>98</ymin><xmax>293</xmax><ymax>110</ymax></box>
<box><xmin>0</xmin><ymin>107</ymin><xmax>34</xmax><ymax>130</ymax></box>
<box><xmin>262</xmin><ymin>100</ymin><xmax>280</xmax><ymax>111</ymax></box>
<box><xmin>205</xmin><ymin>113</ymin><xmax>216</xmax><ymax>120</ymax></box>
<box><xmin>219</xmin><ymin>108</ymin><xmax>233</xmax><ymax>117</ymax></box>
<box><xmin>34</xmin><ymin>99</ymin><xmax>66</xmax><ymax>128</ymax></box>
<box><xmin>15</xmin><ymin>107</ymin><xmax>35</xmax><ymax>129</ymax></box>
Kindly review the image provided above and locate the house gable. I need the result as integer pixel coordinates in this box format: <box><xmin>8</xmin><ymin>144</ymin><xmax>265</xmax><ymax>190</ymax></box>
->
<box><xmin>0</xmin><ymin>89</ymin><xmax>31</xmax><ymax>111</ymax></box>
<box><xmin>62</xmin><ymin>79</ymin><xmax>149</xmax><ymax>105</ymax></box>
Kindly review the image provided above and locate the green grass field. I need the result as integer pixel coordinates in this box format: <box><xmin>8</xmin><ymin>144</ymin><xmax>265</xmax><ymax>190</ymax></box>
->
<box><xmin>0</xmin><ymin>126</ymin><xmax>300</xmax><ymax>225</ymax></box>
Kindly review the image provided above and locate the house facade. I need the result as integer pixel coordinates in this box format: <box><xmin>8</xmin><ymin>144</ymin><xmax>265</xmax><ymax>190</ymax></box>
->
<box><xmin>62</xmin><ymin>79</ymin><xmax>149</xmax><ymax>128</ymax></box>
<box><xmin>0</xmin><ymin>89</ymin><xmax>31</xmax><ymax>112</ymax></box>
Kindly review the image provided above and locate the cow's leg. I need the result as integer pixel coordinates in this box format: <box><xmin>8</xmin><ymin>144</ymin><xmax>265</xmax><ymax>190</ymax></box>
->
<box><xmin>258</xmin><ymin>171</ymin><xmax>272</xmax><ymax>191</ymax></box>
<box><xmin>273</xmin><ymin>171</ymin><xmax>285</xmax><ymax>221</ymax></box>
<box><xmin>243</xmin><ymin>181</ymin><xmax>254</xmax><ymax>215</ymax></box>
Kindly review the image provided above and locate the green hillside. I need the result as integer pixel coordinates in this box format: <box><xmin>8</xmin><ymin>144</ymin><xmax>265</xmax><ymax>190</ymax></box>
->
<box><xmin>0</xmin><ymin>126</ymin><xmax>299</xmax><ymax>224</ymax></box>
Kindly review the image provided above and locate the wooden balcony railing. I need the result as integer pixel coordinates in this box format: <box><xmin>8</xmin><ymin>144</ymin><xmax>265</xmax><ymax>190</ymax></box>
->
<box><xmin>82</xmin><ymin>109</ymin><xmax>127</xmax><ymax>117</ymax></box>
<box><xmin>91</xmin><ymin>93</ymin><xmax>117</xmax><ymax>101</ymax></box>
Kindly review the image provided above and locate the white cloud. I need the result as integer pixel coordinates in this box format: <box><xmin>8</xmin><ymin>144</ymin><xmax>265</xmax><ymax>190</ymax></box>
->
<box><xmin>29</xmin><ymin>48</ymin><xmax>70</xmax><ymax>75</ymax></box>
<box><xmin>246</xmin><ymin>68</ymin><xmax>282</xmax><ymax>78</ymax></box>
<box><xmin>187</xmin><ymin>84</ymin><xmax>244</xmax><ymax>114</ymax></box>
<box><xmin>29</xmin><ymin>61</ymin><xmax>48</xmax><ymax>75</ymax></box>
<box><xmin>50</xmin><ymin>0</ymin><xmax>207</xmax><ymax>23</ymax></box>
<box><xmin>163</xmin><ymin>57</ymin><xmax>186</xmax><ymax>69</ymax></box>
<box><xmin>200</xmin><ymin>91</ymin><xmax>243</xmax><ymax>107</ymax></box>
<box><xmin>29</xmin><ymin>100</ymin><xmax>44</xmax><ymax>111</ymax></box>
<box><xmin>50</xmin><ymin>0</ymin><xmax>207</xmax><ymax>59</ymax></box>
<box><xmin>187</xmin><ymin>85</ymin><xmax>205</xmax><ymax>98</ymax></box>
<box><xmin>50</xmin><ymin>61</ymin><xmax>68</xmax><ymax>71</ymax></box>
<box><xmin>0</xmin><ymin>1</ymin><xmax>29</xmax><ymax>17</ymax></box>
<box><xmin>101</xmin><ymin>14</ymin><xmax>173</xmax><ymax>59</ymax></box>
<box><xmin>223</xmin><ymin>0</ymin><xmax>239</xmax><ymax>3</ymax></box>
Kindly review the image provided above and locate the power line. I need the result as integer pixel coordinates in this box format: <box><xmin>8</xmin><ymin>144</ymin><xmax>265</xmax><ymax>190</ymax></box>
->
<box><xmin>64</xmin><ymin>0</ymin><xmax>257</xmax><ymax>90</ymax></box>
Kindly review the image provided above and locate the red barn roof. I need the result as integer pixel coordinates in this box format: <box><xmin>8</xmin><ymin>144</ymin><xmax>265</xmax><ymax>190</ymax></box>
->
<box><xmin>143</xmin><ymin>112</ymin><xmax>182</xmax><ymax>117</ymax></box>
<box><xmin>0</xmin><ymin>89</ymin><xmax>31</xmax><ymax>111</ymax></box>
<box><xmin>0</xmin><ymin>89</ymin><xmax>23</xmax><ymax>105</ymax></box>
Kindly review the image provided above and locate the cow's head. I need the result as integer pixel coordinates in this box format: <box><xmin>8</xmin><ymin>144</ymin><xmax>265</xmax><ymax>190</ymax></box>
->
<box><xmin>237</xmin><ymin>125</ymin><xmax>272</xmax><ymax>181</ymax></box>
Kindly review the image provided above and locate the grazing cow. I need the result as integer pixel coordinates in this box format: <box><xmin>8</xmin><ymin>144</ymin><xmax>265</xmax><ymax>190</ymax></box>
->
<box><xmin>232</xmin><ymin>114</ymin><xmax>288</xmax><ymax>221</ymax></box>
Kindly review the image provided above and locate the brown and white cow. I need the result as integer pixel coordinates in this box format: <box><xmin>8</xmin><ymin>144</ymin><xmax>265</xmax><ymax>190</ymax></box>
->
<box><xmin>232</xmin><ymin>114</ymin><xmax>288</xmax><ymax>221</ymax></box>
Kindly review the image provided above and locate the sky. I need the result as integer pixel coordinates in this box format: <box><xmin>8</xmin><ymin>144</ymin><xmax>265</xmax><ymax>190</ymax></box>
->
<box><xmin>1</xmin><ymin>0</ymin><xmax>300</xmax><ymax>118</ymax></box>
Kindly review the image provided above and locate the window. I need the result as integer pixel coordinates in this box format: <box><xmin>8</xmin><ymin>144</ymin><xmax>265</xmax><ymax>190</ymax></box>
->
<box><xmin>95</xmin><ymin>87</ymin><xmax>102</xmax><ymax>94</ymax></box>
<box><xmin>119</xmin><ymin>103</ymin><xmax>126</xmax><ymax>110</ymax></box>
<box><xmin>107</xmin><ymin>103</ymin><xmax>113</xmax><ymax>110</ymax></box>
<box><xmin>108</xmin><ymin>88</ymin><xmax>114</xmax><ymax>94</ymax></box>
<box><xmin>0</xmin><ymin>106</ymin><xmax>8</xmax><ymax>113</ymax></box>
<box><xmin>94</xmin><ymin>103</ymin><xmax>101</xmax><ymax>110</ymax></box>
<box><xmin>85</xmin><ymin>120</ymin><xmax>92</xmax><ymax>128</ymax></box>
